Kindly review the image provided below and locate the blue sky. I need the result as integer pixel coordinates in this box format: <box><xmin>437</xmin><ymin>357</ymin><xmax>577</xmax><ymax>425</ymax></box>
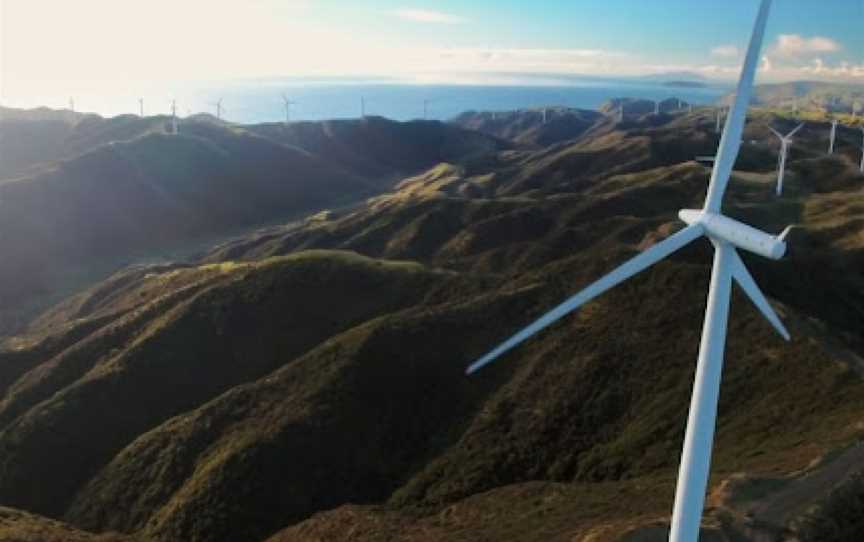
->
<box><xmin>2</xmin><ymin>0</ymin><xmax>863</xmax><ymax>102</ymax></box>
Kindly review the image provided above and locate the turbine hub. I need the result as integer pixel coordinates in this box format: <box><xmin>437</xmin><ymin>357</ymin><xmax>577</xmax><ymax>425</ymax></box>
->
<box><xmin>678</xmin><ymin>209</ymin><xmax>786</xmax><ymax>260</ymax></box>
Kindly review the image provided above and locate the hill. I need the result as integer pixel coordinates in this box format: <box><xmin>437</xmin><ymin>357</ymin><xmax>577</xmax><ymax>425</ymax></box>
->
<box><xmin>247</xmin><ymin>115</ymin><xmax>508</xmax><ymax>181</ymax></box>
<box><xmin>450</xmin><ymin>108</ymin><xmax>605</xmax><ymax>147</ymax></box>
<box><xmin>0</xmin><ymin>110</ymin><xmax>505</xmax><ymax>336</ymax></box>
<box><xmin>720</xmin><ymin>81</ymin><xmax>864</xmax><ymax>116</ymax></box>
<box><xmin>0</xmin><ymin>105</ymin><xmax>862</xmax><ymax>541</ymax></box>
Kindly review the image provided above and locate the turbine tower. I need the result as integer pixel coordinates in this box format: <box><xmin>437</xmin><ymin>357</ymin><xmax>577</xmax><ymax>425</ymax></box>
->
<box><xmin>860</xmin><ymin>127</ymin><xmax>864</xmax><ymax>173</ymax></box>
<box><xmin>654</xmin><ymin>99</ymin><xmax>660</xmax><ymax>115</ymax></box>
<box><xmin>212</xmin><ymin>98</ymin><xmax>224</xmax><ymax>120</ymax></box>
<box><xmin>170</xmin><ymin>99</ymin><xmax>178</xmax><ymax>135</ymax></box>
<box><xmin>769</xmin><ymin>123</ymin><xmax>804</xmax><ymax>196</ymax></box>
<box><xmin>828</xmin><ymin>119</ymin><xmax>838</xmax><ymax>154</ymax></box>
<box><xmin>716</xmin><ymin>107</ymin><xmax>724</xmax><ymax>133</ymax></box>
<box><xmin>464</xmin><ymin>3</ymin><xmax>785</xmax><ymax>542</ymax></box>
<box><xmin>618</xmin><ymin>104</ymin><xmax>625</xmax><ymax>123</ymax></box>
<box><xmin>281</xmin><ymin>94</ymin><xmax>297</xmax><ymax>124</ymax></box>
<box><xmin>139</xmin><ymin>98</ymin><xmax>144</xmax><ymax>117</ymax></box>
<box><xmin>360</xmin><ymin>96</ymin><xmax>366</xmax><ymax>118</ymax></box>
<box><xmin>69</xmin><ymin>98</ymin><xmax>75</xmax><ymax>113</ymax></box>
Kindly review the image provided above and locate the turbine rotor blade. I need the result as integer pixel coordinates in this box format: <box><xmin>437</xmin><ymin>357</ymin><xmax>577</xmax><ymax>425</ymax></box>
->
<box><xmin>729</xmin><ymin>249</ymin><xmax>790</xmax><ymax>340</ymax></box>
<box><xmin>787</xmin><ymin>122</ymin><xmax>805</xmax><ymax>139</ymax></box>
<box><xmin>466</xmin><ymin>224</ymin><xmax>705</xmax><ymax>374</ymax></box>
<box><xmin>703</xmin><ymin>0</ymin><xmax>772</xmax><ymax>212</ymax></box>
<box><xmin>768</xmin><ymin>126</ymin><xmax>783</xmax><ymax>140</ymax></box>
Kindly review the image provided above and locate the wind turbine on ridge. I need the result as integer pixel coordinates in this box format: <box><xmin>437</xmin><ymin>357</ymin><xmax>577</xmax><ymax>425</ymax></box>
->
<box><xmin>465</xmin><ymin>3</ymin><xmax>787</xmax><ymax>541</ymax></box>
<box><xmin>170</xmin><ymin>99</ymin><xmax>178</xmax><ymax>134</ymax></box>
<box><xmin>859</xmin><ymin>127</ymin><xmax>864</xmax><ymax>173</ymax></box>
<box><xmin>769</xmin><ymin>122</ymin><xmax>804</xmax><ymax>196</ymax></box>
<box><xmin>139</xmin><ymin>98</ymin><xmax>144</xmax><ymax>117</ymax></box>
<box><xmin>828</xmin><ymin>119</ymin><xmax>838</xmax><ymax>154</ymax></box>
<box><xmin>211</xmin><ymin>98</ymin><xmax>225</xmax><ymax>120</ymax></box>
<box><xmin>281</xmin><ymin>94</ymin><xmax>297</xmax><ymax>124</ymax></box>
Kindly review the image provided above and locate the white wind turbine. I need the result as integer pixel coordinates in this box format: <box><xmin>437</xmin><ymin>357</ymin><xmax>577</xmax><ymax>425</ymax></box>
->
<box><xmin>654</xmin><ymin>99</ymin><xmax>661</xmax><ymax>115</ymax></box>
<box><xmin>859</xmin><ymin>127</ymin><xmax>864</xmax><ymax>173</ymax></box>
<box><xmin>281</xmin><ymin>94</ymin><xmax>297</xmax><ymax>124</ymax></box>
<box><xmin>716</xmin><ymin>107</ymin><xmax>725</xmax><ymax>133</ymax></box>
<box><xmin>465</xmin><ymin>2</ymin><xmax>787</xmax><ymax>541</ymax></box>
<box><xmin>768</xmin><ymin>123</ymin><xmax>804</xmax><ymax>196</ymax></box>
<box><xmin>170</xmin><ymin>99</ymin><xmax>178</xmax><ymax>134</ymax></box>
<box><xmin>828</xmin><ymin>119</ymin><xmax>838</xmax><ymax>154</ymax></box>
<box><xmin>139</xmin><ymin>98</ymin><xmax>144</xmax><ymax>117</ymax></box>
<box><xmin>211</xmin><ymin>98</ymin><xmax>224</xmax><ymax>120</ymax></box>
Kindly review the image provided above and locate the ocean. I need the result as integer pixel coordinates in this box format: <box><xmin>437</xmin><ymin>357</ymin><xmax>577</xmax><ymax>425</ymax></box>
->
<box><xmin>12</xmin><ymin>79</ymin><xmax>730</xmax><ymax>124</ymax></box>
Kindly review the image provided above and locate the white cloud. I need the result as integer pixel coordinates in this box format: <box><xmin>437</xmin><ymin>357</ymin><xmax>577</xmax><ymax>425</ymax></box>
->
<box><xmin>771</xmin><ymin>34</ymin><xmax>841</xmax><ymax>57</ymax></box>
<box><xmin>710</xmin><ymin>45</ymin><xmax>739</xmax><ymax>58</ymax></box>
<box><xmin>392</xmin><ymin>8</ymin><xmax>467</xmax><ymax>24</ymax></box>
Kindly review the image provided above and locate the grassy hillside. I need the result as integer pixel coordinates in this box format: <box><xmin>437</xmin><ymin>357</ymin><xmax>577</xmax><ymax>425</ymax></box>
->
<box><xmin>720</xmin><ymin>81</ymin><xmax>864</xmax><ymax>119</ymax></box>
<box><xmin>0</xmin><ymin>110</ymin><xmax>505</xmax><ymax>337</ymax></box>
<box><xmin>247</xmin><ymin>115</ymin><xmax>509</xmax><ymax>182</ymax></box>
<box><xmin>0</xmin><ymin>506</ymin><xmax>133</xmax><ymax>542</ymax></box>
<box><xmin>451</xmin><ymin>107</ymin><xmax>605</xmax><ymax>147</ymax></box>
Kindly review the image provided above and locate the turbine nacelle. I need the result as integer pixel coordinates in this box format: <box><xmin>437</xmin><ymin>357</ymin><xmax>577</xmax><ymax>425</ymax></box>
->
<box><xmin>678</xmin><ymin>209</ymin><xmax>787</xmax><ymax>260</ymax></box>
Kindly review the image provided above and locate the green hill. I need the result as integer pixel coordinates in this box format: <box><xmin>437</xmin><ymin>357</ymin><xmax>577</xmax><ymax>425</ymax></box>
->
<box><xmin>0</xmin><ymin>110</ymin><xmax>505</xmax><ymax>336</ymax></box>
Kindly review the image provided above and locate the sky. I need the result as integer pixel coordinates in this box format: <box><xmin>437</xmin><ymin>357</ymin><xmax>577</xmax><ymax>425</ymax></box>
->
<box><xmin>1</xmin><ymin>0</ymin><xmax>863</xmax><ymax>104</ymax></box>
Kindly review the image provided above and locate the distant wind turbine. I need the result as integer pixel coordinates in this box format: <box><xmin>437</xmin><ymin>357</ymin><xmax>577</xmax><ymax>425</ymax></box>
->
<box><xmin>654</xmin><ymin>99</ymin><xmax>660</xmax><ymax>115</ymax></box>
<box><xmin>360</xmin><ymin>96</ymin><xmax>366</xmax><ymax>118</ymax></box>
<box><xmin>769</xmin><ymin>123</ymin><xmax>804</xmax><ymax>196</ymax></box>
<box><xmin>542</xmin><ymin>107</ymin><xmax>548</xmax><ymax>124</ymax></box>
<box><xmin>170</xmin><ymin>99</ymin><xmax>178</xmax><ymax>134</ymax></box>
<box><xmin>139</xmin><ymin>98</ymin><xmax>144</xmax><ymax>117</ymax></box>
<box><xmin>857</xmin><ymin>129</ymin><xmax>864</xmax><ymax>172</ymax></box>
<box><xmin>716</xmin><ymin>107</ymin><xmax>724</xmax><ymax>133</ymax></box>
<box><xmin>464</xmin><ymin>3</ymin><xmax>786</xmax><ymax>542</ymax></box>
<box><xmin>618</xmin><ymin>104</ymin><xmax>625</xmax><ymax>123</ymax></box>
<box><xmin>281</xmin><ymin>94</ymin><xmax>297</xmax><ymax>124</ymax></box>
<box><xmin>69</xmin><ymin>98</ymin><xmax>75</xmax><ymax>113</ymax></box>
<box><xmin>211</xmin><ymin>98</ymin><xmax>224</xmax><ymax>120</ymax></box>
<box><xmin>828</xmin><ymin>119</ymin><xmax>838</xmax><ymax>154</ymax></box>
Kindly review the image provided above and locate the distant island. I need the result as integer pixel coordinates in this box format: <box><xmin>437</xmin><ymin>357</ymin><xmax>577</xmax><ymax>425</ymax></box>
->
<box><xmin>663</xmin><ymin>80</ymin><xmax>707</xmax><ymax>88</ymax></box>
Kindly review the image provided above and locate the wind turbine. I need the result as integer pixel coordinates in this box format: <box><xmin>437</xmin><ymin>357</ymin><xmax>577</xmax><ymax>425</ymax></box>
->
<box><xmin>139</xmin><ymin>98</ymin><xmax>144</xmax><ymax>117</ymax></box>
<box><xmin>769</xmin><ymin>123</ymin><xmax>804</xmax><ymax>196</ymax></box>
<box><xmin>716</xmin><ymin>107</ymin><xmax>725</xmax><ymax>133</ymax></box>
<box><xmin>654</xmin><ymin>99</ymin><xmax>661</xmax><ymax>115</ymax></box>
<box><xmin>828</xmin><ymin>119</ymin><xmax>838</xmax><ymax>154</ymax></box>
<box><xmin>618</xmin><ymin>104</ymin><xmax>625</xmax><ymax>123</ymax></box>
<box><xmin>360</xmin><ymin>96</ymin><xmax>366</xmax><ymax>118</ymax></box>
<box><xmin>170</xmin><ymin>99</ymin><xmax>178</xmax><ymax>134</ymax></box>
<box><xmin>211</xmin><ymin>98</ymin><xmax>224</xmax><ymax>120</ymax></box>
<box><xmin>465</xmin><ymin>3</ymin><xmax>785</xmax><ymax>542</ymax></box>
<box><xmin>69</xmin><ymin>98</ymin><xmax>75</xmax><ymax>113</ymax></box>
<box><xmin>859</xmin><ymin>127</ymin><xmax>864</xmax><ymax>174</ymax></box>
<box><xmin>542</xmin><ymin>107</ymin><xmax>548</xmax><ymax>124</ymax></box>
<box><xmin>281</xmin><ymin>94</ymin><xmax>297</xmax><ymax>124</ymax></box>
